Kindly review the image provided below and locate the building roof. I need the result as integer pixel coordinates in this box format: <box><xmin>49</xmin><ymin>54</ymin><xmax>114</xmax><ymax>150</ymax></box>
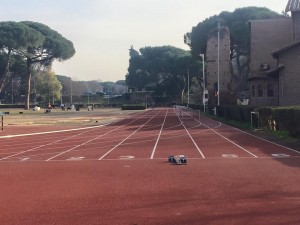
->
<box><xmin>272</xmin><ymin>41</ymin><xmax>300</xmax><ymax>58</ymax></box>
<box><xmin>286</xmin><ymin>0</ymin><xmax>300</xmax><ymax>12</ymax></box>
<box><xmin>266</xmin><ymin>64</ymin><xmax>285</xmax><ymax>78</ymax></box>
<box><xmin>248</xmin><ymin>65</ymin><xmax>285</xmax><ymax>81</ymax></box>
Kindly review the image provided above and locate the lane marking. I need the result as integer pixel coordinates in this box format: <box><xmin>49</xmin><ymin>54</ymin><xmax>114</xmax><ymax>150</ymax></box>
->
<box><xmin>99</xmin><ymin>111</ymin><xmax>161</xmax><ymax>160</ymax></box>
<box><xmin>0</xmin><ymin>125</ymin><xmax>103</xmax><ymax>139</ymax></box>
<box><xmin>222</xmin><ymin>154</ymin><xmax>239</xmax><ymax>158</ymax></box>
<box><xmin>203</xmin><ymin>126</ymin><xmax>258</xmax><ymax>158</ymax></box>
<box><xmin>271</xmin><ymin>154</ymin><xmax>290</xmax><ymax>158</ymax></box>
<box><xmin>150</xmin><ymin>110</ymin><xmax>168</xmax><ymax>159</ymax></box>
<box><xmin>119</xmin><ymin>156</ymin><xmax>135</xmax><ymax>160</ymax></box>
<box><xmin>0</xmin><ymin>128</ymin><xmax>96</xmax><ymax>161</ymax></box>
<box><xmin>20</xmin><ymin>157</ymin><xmax>30</xmax><ymax>161</ymax></box>
<box><xmin>222</xmin><ymin>124</ymin><xmax>300</xmax><ymax>155</ymax></box>
<box><xmin>46</xmin><ymin>111</ymin><xmax>154</xmax><ymax>161</ymax></box>
<box><xmin>66</xmin><ymin>156</ymin><xmax>85</xmax><ymax>161</ymax></box>
<box><xmin>180</xmin><ymin>109</ymin><xmax>257</xmax><ymax>158</ymax></box>
<box><xmin>175</xmin><ymin>108</ymin><xmax>205</xmax><ymax>159</ymax></box>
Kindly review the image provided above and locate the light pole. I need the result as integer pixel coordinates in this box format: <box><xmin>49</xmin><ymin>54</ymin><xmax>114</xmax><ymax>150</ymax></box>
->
<box><xmin>70</xmin><ymin>78</ymin><xmax>73</xmax><ymax>105</ymax></box>
<box><xmin>217</xmin><ymin>21</ymin><xmax>221</xmax><ymax>106</ymax></box>
<box><xmin>199</xmin><ymin>54</ymin><xmax>205</xmax><ymax>112</ymax></box>
<box><xmin>187</xmin><ymin>68</ymin><xmax>190</xmax><ymax>106</ymax></box>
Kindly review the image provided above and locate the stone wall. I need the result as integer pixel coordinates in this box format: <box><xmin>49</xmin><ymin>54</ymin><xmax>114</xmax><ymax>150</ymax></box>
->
<box><xmin>206</xmin><ymin>26</ymin><xmax>232</xmax><ymax>105</ymax></box>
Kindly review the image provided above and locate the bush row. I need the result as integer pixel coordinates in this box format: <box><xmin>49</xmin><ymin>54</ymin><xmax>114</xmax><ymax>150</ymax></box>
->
<box><xmin>121</xmin><ymin>104</ymin><xmax>146</xmax><ymax>110</ymax></box>
<box><xmin>256</xmin><ymin>106</ymin><xmax>300</xmax><ymax>138</ymax></box>
<box><xmin>212</xmin><ymin>105</ymin><xmax>255</xmax><ymax>123</ymax></box>
<box><xmin>206</xmin><ymin>105</ymin><xmax>300</xmax><ymax>138</ymax></box>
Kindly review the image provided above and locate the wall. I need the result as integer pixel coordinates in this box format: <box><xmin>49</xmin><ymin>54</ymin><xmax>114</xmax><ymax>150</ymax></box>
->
<box><xmin>278</xmin><ymin>45</ymin><xmax>300</xmax><ymax>106</ymax></box>
<box><xmin>249</xmin><ymin>18</ymin><xmax>292</xmax><ymax>75</ymax></box>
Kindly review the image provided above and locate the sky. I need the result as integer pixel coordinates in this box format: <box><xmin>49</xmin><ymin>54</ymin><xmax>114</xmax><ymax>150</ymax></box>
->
<box><xmin>0</xmin><ymin>0</ymin><xmax>287</xmax><ymax>82</ymax></box>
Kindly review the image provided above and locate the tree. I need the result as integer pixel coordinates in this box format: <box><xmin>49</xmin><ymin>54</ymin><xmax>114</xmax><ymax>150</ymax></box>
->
<box><xmin>35</xmin><ymin>70</ymin><xmax>62</xmax><ymax>104</ymax></box>
<box><xmin>126</xmin><ymin>46</ymin><xmax>202</xmax><ymax>103</ymax></box>
<box><xmin>185</xmin><ymin>7</ymin><xmax>284</xmax><ymax>96</ymax></box>
<box><xmin>0</xmin><ymin>21</ymin><xmax>44</xmax><ymax>93</ymax></box>
<box><xmin>17</xmin><ymin>21</ymin><xmax>75</xmax><ymax>109</ymax></box>
<box><xmin>0</xmin><ymin>21</ymin><xmax>75</xmax><ymax>108</ymax></box>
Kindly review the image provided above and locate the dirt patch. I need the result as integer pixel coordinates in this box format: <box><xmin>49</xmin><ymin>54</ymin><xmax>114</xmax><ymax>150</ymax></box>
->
<box><xmin>1</xmin><ymin>108</ymin><xmax>141</xmax><ymax>126</ymax></box>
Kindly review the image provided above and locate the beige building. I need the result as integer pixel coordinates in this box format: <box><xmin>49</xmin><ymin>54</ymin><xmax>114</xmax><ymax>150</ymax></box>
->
<box><xmin>249</xmin><ymin>0</ymin><xmax>300</xmax><ymax>106</ymax></box>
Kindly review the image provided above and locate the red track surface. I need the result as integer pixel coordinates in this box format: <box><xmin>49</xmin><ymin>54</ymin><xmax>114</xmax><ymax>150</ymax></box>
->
<box><xmin>1</xmin><ymin>108</ymin><xmax>300</xmax><ymax>225</ymax></box>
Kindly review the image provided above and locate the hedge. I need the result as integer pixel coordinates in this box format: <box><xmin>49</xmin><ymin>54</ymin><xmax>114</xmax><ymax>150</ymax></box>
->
<box><xmin>121</xmin><ymin>104</ymin><xmax>146</xmax><ymax>110</ymax></box>
<box><xmin>256</xmin><ymin>106</ymin><xmax>300</xmax><ymax>138</ymax></box>
<box><xmin>212</xmin><ymin>105</ymin><xmax>255</xmax><ymax>123</ymax></box>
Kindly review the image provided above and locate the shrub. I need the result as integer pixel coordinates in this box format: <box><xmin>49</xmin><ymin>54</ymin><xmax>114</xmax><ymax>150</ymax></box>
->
<box><xmin>121</xmin><ymin>104</ymin><xmax>146</xmax><ymax>110</ymax></box>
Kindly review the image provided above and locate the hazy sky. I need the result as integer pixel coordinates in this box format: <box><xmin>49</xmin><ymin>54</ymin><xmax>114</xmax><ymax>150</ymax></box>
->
<box><xmin>0</xmin><ymin>0</ymin><xmax>287</xmax><ymax>81</ymax></box>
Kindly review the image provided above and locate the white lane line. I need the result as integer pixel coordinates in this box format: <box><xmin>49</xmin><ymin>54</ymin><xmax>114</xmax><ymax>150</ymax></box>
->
<box><xmin>221</xmin><ymin>123</ymin><xmax>300</xmax><ymax>154</ymax></box>
<box><xmin>0</xmin><ymin>128</ymin><xmax>96</xmax><ymax>161</ymax></box>
<box><xmin>99</xmin><ymin>111</ymin><xmax>160</xmax><ymax>160</ymax></box>
<box><xmin>150</xmin><ymin>109</ymin><xmax>168</xmax><ymax>159</ymax></box>
<box><xmin>0</xmin><ymin>125</ymin><xmax>103</xmax><ymax>139</ymax></box>
<box><xmin>46</xmin><ymin>110</ymin><xmax>154</xmax><ymax>161</ymax></box>
<box><xmin>175</xmin><ymin>108</ymin><xmax>205</xmax><ymax>159</ymax></box>
<box><xmin>208</xmin><ymin>127</ymin><xmax>258</xmax><ymax>158</ymax></box>
<box><xmin>190</xmin><ymin>114</ymin><xmax>258</xmax><ymax>158</ymax></box>
<box><xmin>179</xmin><ymin>109</ymin><xmax>257</xmax><ymax>158</ymax></box>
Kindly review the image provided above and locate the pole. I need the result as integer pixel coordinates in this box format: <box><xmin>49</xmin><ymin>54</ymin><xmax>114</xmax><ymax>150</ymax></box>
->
<box><xmin>70</xmin><ymin>79</ymin><xmax>73</xmax><ymax>104</ymax></box>
<box><xmin>52</xmin><ymin>89</ymin><xmax>54</xmax><ymax>105</ymax></box>
<box><xmin>11</xmin><ymin>77</ymin><xmax>13</xmax><ymax>105</ymax></box>
<box><xmin>187</xmin><ymin>68</ymin><xmax>190</xmax><ymax>106</ymax></box>
<box><xmin>217</xmin><ymin>22</ymin><xmax>221</xmax><ymax>106</ymax></box>
<box><xmin>200</xmin><ymin>54</ymin><xmax>205</xmax><ymax>112</ymax></box>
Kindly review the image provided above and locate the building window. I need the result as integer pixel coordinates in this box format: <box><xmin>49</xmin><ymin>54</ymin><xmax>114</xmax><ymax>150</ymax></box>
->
<box><xmin>267</xmin><ymin>84</ymin><xmax>274</xmax><ymax>97</ymax></box>
<box><xmin>258</xmin><ymin>85</ymin><xmax>263</xmax><ymax>97</ymax></box>
<box><xmin>251</xmin><ymin>85</ymin><xmax>255</xmax><ymax>97</ymax></box>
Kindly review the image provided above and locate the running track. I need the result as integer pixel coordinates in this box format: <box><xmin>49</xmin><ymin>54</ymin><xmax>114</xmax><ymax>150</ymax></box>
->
<box><xmin>1</xmin><ymin>107</ymin><xmax>300</xmax><ymax>225</ymax></box>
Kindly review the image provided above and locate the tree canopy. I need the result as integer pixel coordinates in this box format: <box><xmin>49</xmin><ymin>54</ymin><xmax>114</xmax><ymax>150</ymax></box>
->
<box><xmin>185</xmin><ymin>7</ymin><xmax>284</xmax><ymax>58</ymax></box>
<box><xmin>0</xmin><ymin>21</ymin><xmax>44</xmax><ymax>92</ymax></box>
<box><xmin>184</xmin><ymin>7</ymin><xmax>285</xmax><ymax>98</ymax></box>
<box><xmin>126</xmin><ymin>45</ymin><xmax>202</xmax><ymax>103</ymax></box>
<box><xmin>34</xmin><ymin>69</ymin><xmax>62</xmax><ymax>104</ymax></box>
<box><xmin>0</xmin><ymin>21</ymin><xmax>75</xmax><ymax>108</ymax></box>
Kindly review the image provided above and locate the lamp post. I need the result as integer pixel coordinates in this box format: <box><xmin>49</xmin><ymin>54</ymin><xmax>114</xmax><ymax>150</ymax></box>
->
<box><xmin>199</xmin><ymin>54</ymin><xmax>205</xmax><ymax>112</ymax></box>
<box><xmin>70</xmin><ymin>79</ymin><xmax>72</xmax><ymax>105</ymax></box>
<box><xmin>217</xmin><ymin>21</ymin><xmax>221</xmax><ymax>106</ymax></box>
<box><xmin>187</xmin><ymin>68</ymin><xmax>190</xmax><ymax>106</ymax></box>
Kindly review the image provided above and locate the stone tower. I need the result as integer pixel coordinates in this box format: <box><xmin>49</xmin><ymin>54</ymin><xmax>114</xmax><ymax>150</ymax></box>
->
<box><xmin>286</xmin><ymin>0</ymin><xmax>300</xmax><ymax>42</ymax></box>
<box><xmin>206</xmin><ymin>25</ymin><xmax>232</xmax><ymax>105</ymax></box>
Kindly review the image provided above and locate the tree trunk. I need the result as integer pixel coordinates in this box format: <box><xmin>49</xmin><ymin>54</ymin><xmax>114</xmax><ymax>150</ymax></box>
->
<box><xmin>25</xmin><ymin>58</ymin><xmax>32</xmax><ymax>110</ymax></box>
<box><xmin>0</xmin><ymin>48</ymin><xmax>12</xmax><ymax>93</ymax></box>
<box><xmin>181</xmin><ymin>74</ymin><xmax>187</xmax><ymax>104</ymax></box>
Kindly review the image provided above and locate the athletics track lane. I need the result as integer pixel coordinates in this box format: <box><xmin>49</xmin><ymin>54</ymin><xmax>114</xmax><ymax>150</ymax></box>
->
<box><xmin>1</xmin><ymin>107</ymin><xmax>300</xmax><ymax>162</ymax></box>
<box><xmin>1</xmin><ymin>108</ymin><xmax>300</xmax><ymax>225</ymax></box>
